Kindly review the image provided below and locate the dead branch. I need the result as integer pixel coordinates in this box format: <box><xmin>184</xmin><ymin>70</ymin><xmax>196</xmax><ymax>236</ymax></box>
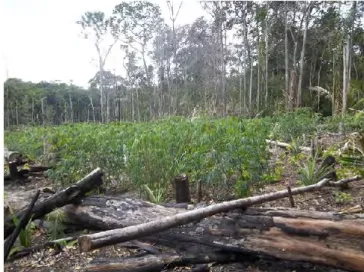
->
<box><xmin>328</xmin><ymin>175</ymin><xmax>361</xmax><ymax>187</ymax></box>
<box><xmin>85</xmin><ymin>252</ymin><xmax>238</xmax><ymax>272</ymax></box>
<box><xmin>4</xmin><ymin>168</ymin><xmax>103</xmax><ymax>239</ymax></box>
<box><xmin>265</xmin><ymin>139</ymin><xmax>312</xmax><ymax>153</ymax></box>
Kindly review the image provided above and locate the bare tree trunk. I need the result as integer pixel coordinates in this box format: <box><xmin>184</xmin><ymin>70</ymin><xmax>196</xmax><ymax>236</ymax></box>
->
<box><xmin>89</xmin><ymin>97</ymin><xmax>96</xmax><ymax>122</ymax></box>
<box><xmin>167</xmin><ymin>0</ymin><xmax>183</xmax><ymax>115</ymax></box>
<box><xmin>297</xmin><ymin>6</ymin><xmax>309</xmax><ymax>108</ymax></box>
<box><xmin>342</xmin><ymin>1</ymin><xmax>357</xmax><ymax>116</ymax></box>
<box><xmin>243</xmin><ymin>44</ymin><xmax>247</xmax><ymax>113</ymax></box>
<box><xmin>256</xmin><ymin>33</ymin><xmax>260</xmax><ymax>112</ymax></box>
<box><xmin>98</xmin><ymin>54</ymin><xmax>105</xmax><ymax>123</ymax></box>
<box><xmin>106</xmin><ymin>92</ymin><xmax>110</xmax><ymax>123</ymax></box>
<box><xmin>249</xmin><ymin>61</ymin><xmax>253</xmax><ymax>115</ymax></box>
<box><xmin>15</xmin><ymin>103</ymin><xmax>19</xmax><ymax>126</ymax></box>
<box><xmin>136</xmin><ymin>88</ymin><xmax>141</xmax><ymax>122</ymax></box>
<box><xmin>342</xmin><ymin>39</ymin><xmax>350</xmax><ymax>116</ymax></box>
<box><xmin>31</xmin><ymin>99</ymin><xmax>34</xmax><ymax>123</ymax></box>
<box><xmin>239</xmin><ymin>65</ymin><xmax>242</xmax><ymax>114</ymax></box>
<box><xmin>68</xmin><ymin>93</ymin><xmax>73</xmax><ymax>123</ymax></box>
<box><xmin>131</xmin><ymin>91</ymin><xmax>135</xmax><ymax>122</ymax></box>
<box><xmin>332</xmin><ymin>52</ymin><xmax>336</xmax><ymax>114</ymax></box>
<box><xmin>242</xmin><ymin>2</ymin><xmax>251</xmax><ymax>114</ymax></box>
<box><xmin>284</xmin><ymin>3</ymin><xmax>289</xmax><ymax>110</ymax></box>
<box><xmin>41</xmin><ymin>97</ymin><xmax>46</xmax><ymax>125</ymax></box>
<box><xmin>222</xmin><ymin>23</ymin><xmax>227</xmax><ymax>116</ymax></box>
<box><xmin>264</xmin><ymin>4</ymin><xmax>269</xmax><ymax>108</ymax></box>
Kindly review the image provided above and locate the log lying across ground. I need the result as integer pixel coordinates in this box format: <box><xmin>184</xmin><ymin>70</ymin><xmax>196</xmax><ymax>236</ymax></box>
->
<box><xmin>67</xmin><ymin>177</ymin><xmax>363</xmax><ymax>271</ymax></box>
<box><xmin>70</xmin><ymin>199</ymin><xmax>364</xmax><ymax>271</ymax></box>
<box><xmin>85</xmin><ymin>252</ymin><xmax>240</xmax><ymax>272</ymax></box>
<box><xmin>265</xmin><ymin>139</ymin><xmax>312</xmax><ymax>152</ymax></box>
<box><xmin>4</xmin><ymin>168</ymin><xmax>104</xmax><ymax>239</ymax></box>
<box><xmin>77</xmin><ymin>178</ymin><xmax>351</xmax><ymax>252</ymax></box>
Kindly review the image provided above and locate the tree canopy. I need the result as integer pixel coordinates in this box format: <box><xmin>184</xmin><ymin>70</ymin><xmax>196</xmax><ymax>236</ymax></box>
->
<box><xmin>4</xmin><ymin>1</ymin><xmax>364</xmax><ymax>127</ymax></box>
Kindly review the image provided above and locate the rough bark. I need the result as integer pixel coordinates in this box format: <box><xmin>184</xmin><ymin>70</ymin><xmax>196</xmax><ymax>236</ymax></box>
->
<box><xmin>69</xmin><ymin>194</ymin><xmax>364</xmax><ymax>272</ymax></box>
<box><xmin>78</xmin><ymin>178</ymin><xmax>347</xmax><ymax>252</ymax></box>
<box><xmin>297</xmin><ymin>3</ymin><xmax>310</xmax><ymax>107</ymax></box>
<box><xmin>4</xmin><ymin>168</ymin><xmax>103</xmax><ymax>239</ymax></box>
<box><xmin>174</xmin><ymin>174</ymin><xmax>191</xmax><ymax>203</ymax></box>
<box><xmin>284</xmin><ymin>3</ymin><xmax>289</xmax><ymax>110</ymax></box>
<box><xmin>85</xmin><ymin>252</ymin><xmax>237</xmax><ymax>272</ymax></box>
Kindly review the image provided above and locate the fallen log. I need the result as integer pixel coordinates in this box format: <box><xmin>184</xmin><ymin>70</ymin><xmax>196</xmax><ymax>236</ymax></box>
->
<box><xmin>70</xmin><ymin>201</ymin><xmax>364</xmax><ymax>271</ymax></box>
<box><xmin>85</xmin><ymin>252</ymin><xmax>239</xmax><ymax>272</ymax></box>
<box><xmin>4</xmin><ymin>168</ymin><xmax>103</xmax><ymax>239</ymax></box>
<box><xmin>329</xmin><ymin>175</ymin><xmax>362</xmax><ymax>187</ymax></box>
<box><xmin>265</xmin><ymin>139</ymin><xmax>312</xmax><ymax>153</ymax></box>
<box><xmin>4</xmin><ymin>190</ymin><xmax>41</xmax><ymax>261</ymax></box>
<box><xmin>67</xmin><ymin>177</ymin><xmax>363</xmax><ymax>271</ymax></box>
<box><xmin>78</xmin><ymin>178</ymin><xmax>339</xmax><ymax>252</ymax></box>
<box><xmin>142</xmin><ymin>208</ymin><xmax>364</xmax><ymax>272</ymax></box>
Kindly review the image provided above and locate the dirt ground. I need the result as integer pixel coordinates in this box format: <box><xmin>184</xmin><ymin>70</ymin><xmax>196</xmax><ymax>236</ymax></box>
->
<box><xmin>4</xmin><ymin>137</ymin><xmax>364</xmax><ymax>272</ymax></box>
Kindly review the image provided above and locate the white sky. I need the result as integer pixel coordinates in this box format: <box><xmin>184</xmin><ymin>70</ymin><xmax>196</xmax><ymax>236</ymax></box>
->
<box><xmin>2</xmin><ymin>0</ymin><xmax>206</xmax><ymax>88</ymax></box>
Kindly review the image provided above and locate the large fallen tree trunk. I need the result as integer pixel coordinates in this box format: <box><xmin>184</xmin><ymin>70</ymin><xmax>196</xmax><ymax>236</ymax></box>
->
<box><xmin>59</xmin><ymin>177</ymin><xmax>364</xmax><ymax>271</ymax></box>
<box><xmin>78</xmin><ymin>177</ymin><xmax>359</xmax><ymax>252</ymax></box>
<box><xmin>67</xmin><ymin>198</ymin><xmax>364</xmax><ymax>271</ymax></box>
<box><xmin>4</xmin><ymin>168</ymin><xmax>103</xmax><ymax>239</ymax></box>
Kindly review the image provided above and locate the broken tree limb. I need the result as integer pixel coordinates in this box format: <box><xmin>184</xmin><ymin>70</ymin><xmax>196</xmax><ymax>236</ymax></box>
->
<box><xmin>78</xmin><ymin>178</ymin><xmax>336</xmax><ymax>252</ymax></box>
<box><xmin>4</xmin><ymin>168</ymin><xmax>103</xmax><ymax>239</ymax></box>
<box><xmin>328</xmin><ymin>175</ymin><xmax>362</xmax><ymax>187</ymax></box>
<box><xmin>4</xmin><ymin>190</ymin><xmax>41</xmax><ymax>262</ymax></box>
<box><xmin>85</xmin><ymin>252</ymin><xmax>238</xmax><ymax>272</ymax></box>
<box><xmin>265</xmin><ymin>139</ymin><xmax>312</xmax><ymax>153</ymax></box>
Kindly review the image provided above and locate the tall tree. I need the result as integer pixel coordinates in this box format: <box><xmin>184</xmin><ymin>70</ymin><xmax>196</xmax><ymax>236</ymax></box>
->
<box><xmin>77</xmin><ymin>12</ymin><xmax>117</xmax><ymax>123</ymax></box>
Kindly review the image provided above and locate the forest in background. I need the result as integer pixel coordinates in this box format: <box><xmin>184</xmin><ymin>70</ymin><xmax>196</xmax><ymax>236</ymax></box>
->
<box><xmin>4</xmin><ymin>1</ymin><xmax>364</xmax><ymax>127</ymax></box>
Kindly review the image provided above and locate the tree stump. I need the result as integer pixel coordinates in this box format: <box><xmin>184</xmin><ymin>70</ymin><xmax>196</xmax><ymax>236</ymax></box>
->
<box><xmin>174</xmin><ymin>174</ymin><xmax>191</xmax><ymax>203</ymax></box>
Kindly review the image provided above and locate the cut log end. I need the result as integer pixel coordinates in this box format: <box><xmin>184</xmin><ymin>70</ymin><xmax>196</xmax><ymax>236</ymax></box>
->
<box><xmin>78</xmin><ymin>236</ymin><xmax>92</xmax><ymax>253</ymax></box>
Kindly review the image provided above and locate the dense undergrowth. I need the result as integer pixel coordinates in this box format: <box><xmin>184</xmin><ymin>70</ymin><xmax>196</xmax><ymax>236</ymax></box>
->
<box><xmin>5</xmin><ymin>109</ymin><xmax>364</xmax><ymax>200</ymax></box>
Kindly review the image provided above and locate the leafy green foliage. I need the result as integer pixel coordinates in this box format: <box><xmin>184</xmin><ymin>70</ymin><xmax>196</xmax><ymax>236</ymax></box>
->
<box><xmin>45</xmin><ymin>210</ymin><xmax>67</xmax><ymax>240</ymax></box>
<box><xmin>5</xmin><ymin>118</ymin><xmax>271</xmax><ymax>197</ymax></box>
<box><xmin>333</xmin><ymin>191</ymin><xmax>353</xmax><ymax>204</ymax></box>
<box><xmin>268</xmin><ymin>108</ymin><xmax>321</xmax><ymax>142</ymax></box>
<box><xmin>322</xmin><ymin>114</ymin><xmax>364</xmax><ymax>132</ymax></box>
<box><xmin>12</xmin><ymin>216</ymin><xmax>35</xmax><ymax>247</ymax></box>
<box><xmin>296</xmin><ymin>156</ymin><xmax>333</xmax><ymax>186</ymax></box>
<box><xmin>143</xmin><ymin>184</ymin><xmax>165</xmax><ymax>204</ymax></box>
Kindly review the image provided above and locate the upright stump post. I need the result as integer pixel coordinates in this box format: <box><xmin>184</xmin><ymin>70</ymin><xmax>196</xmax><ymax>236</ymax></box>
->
<box><xmin>174</xmin><ymin>174</ymin><xmax>191</xmax><ymax>203</ymax></box>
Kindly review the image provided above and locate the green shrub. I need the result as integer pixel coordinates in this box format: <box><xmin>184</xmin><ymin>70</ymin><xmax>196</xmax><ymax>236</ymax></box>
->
<box><xmin>297</xmin><ymin>155</ymin><xmax>333</xmax><ymax>186</ymax></box>
<box><xmin>268</xmin><ymin>108</ymin><xmax>321</xmax><ymax>142</ymax></box>
<box><xmin>5</xmin><ymin>118</ymin><xmax>272</xmax><ymax>196</ymax></box>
